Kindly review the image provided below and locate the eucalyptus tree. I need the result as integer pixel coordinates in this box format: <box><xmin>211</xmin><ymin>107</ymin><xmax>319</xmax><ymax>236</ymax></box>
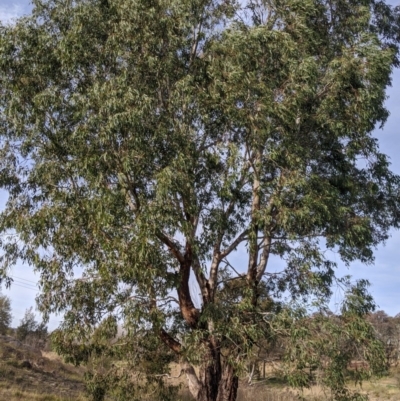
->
<box><xmin>1</xmin><ymin>0</ymin><xmax>400</xmax><ymax>400</ymax></box>
<box><xmin>0</xmin><ymin>293</ymin><xmax>11</xmax><ymax>335</ymax></box>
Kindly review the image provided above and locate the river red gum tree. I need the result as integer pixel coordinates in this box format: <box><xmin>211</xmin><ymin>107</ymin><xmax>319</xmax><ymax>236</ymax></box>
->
<box><xmin>1</xmin><ymin>0</ymin><xmax>400</xmax><ymax>400</ymax></box>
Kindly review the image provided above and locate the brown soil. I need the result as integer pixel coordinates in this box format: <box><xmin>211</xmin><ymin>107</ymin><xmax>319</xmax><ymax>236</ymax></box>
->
<box><xmin>0</xmin><ymin>335</ymin><xmax>86</xmax><ymax>400</ymax></box>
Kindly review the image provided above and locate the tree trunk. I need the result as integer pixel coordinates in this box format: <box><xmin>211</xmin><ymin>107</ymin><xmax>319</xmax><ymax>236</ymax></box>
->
<box><xmin>194</xmin><ymin>361</ymin><xmax>238</xmax><ymax>401</ymax></box>
<box><xmin>185</xmin><ymin>339</ymin><xmax>239</xmax><ymax>401</ymax></box>
<box><xmin>216</xmin><ymin>363</ymin><xmax>239</xmax><ymax>401</ymax></box>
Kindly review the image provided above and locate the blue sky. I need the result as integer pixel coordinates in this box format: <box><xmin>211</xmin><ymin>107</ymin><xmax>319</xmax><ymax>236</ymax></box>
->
<box><xmin>0</xmin><ymin>0</ymin><xmax>400</xmax><ymax>329</ymax></box>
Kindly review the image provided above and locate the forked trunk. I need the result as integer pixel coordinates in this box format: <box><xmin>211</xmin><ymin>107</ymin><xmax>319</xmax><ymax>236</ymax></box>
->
<box><xmin>184</xmin><ymin>342</ymin><xmax>239</xmax><ymax>401</ymax></box>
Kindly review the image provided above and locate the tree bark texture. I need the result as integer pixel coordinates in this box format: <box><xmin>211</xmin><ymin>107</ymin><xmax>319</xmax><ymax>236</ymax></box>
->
<box><xmin>216</xmin><ymin>363</ymin><xmax>239</xmax><ymax>401</ymax></box>
<box><xmin>185</xmin><ymin>339</ymin><xmax>239</xmax><ymax>401</ymax></box>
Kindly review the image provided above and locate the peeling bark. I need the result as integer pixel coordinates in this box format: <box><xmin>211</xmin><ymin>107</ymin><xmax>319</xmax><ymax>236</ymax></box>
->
<box><xmin>183</xmin><ymin>361</ymin><xmax>202</xmax><ymax>399</ymax></box>
<box><xmin>178</xmin><ymin>261</ymin><xmax>200</xmax><ymax>328</ymax></box>
<box><xmin>217</xmin><ymin>363</ymin><xmax>239</xmax><ymax>401</ymax></box>
<box><xmin>183</xmin><ymin>337</ymin><xmax>238</xmax><ymax>401</ymax></box>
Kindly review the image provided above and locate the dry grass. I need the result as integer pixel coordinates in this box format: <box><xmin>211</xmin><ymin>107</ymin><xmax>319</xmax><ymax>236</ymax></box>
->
<box><xmin>237</xmin><ymin>385</ymin><xmax>300</xmax><ymax>401</ymax></box>
<box><xmin>351</xmin><ymin>366</ymin><xmax>400</xmax><ymax>401</ymax></box>
<box><xmin>0</xmin><ymin>384</ymin><xmax>86</xmax><ymax>401</ymax></box>
<box><xmin>176</xmin><ymin>386</ymin><xmax>300</xmax><ymax>401</ymax></box>
<box><xmin>2</xmin><ymin>335</ymin><xmax>400</xmax><ymax>401</ymax></box>
<box><xmin>279</xmin><ymin>365</ymin><xmax>400</xmax><ymax>401</ymax></box>
<box><xmin>0</xmin><ymin>336</ymin><xmax>86</xmax><ymax>401</ymax></box>
<box><xmin>167</xmin><ymin>361</ymin><xmax>400</xmax><ymax>401</ymax></box>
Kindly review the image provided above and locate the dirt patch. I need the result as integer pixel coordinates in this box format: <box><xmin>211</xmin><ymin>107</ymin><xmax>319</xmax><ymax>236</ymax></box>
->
<box><xmin>0</xmin><ymin>336</ymin><xmax>86</xmax><ymax>400</ymax></box>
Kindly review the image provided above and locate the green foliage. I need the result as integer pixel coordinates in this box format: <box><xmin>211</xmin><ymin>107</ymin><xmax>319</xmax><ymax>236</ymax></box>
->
<box><xmin>51</xmin><ymin>317</ymin><xmax>178</xmax><ymax>401</ymax></box>
<box><xmin>1</xmin><ymin>0</ymin><xmax>400</xmax><ymax>400</ymax></box>
<box><xmin>0</xmin><ymin>293</ymin><xmax>12</xmax><ymax>335</ymax></box>
<box><xmin>84</xmin><ymin>369</ymin><xmax>179</xmax><ymax>401</ymax></box>
<box><xmin>16</xmin><ymin>307</ymin><xmax>48</xmax><ymax>348</ymax></box>
<box><xmin>277</xmin><ymin>281</ymin><xmax>386</xmax><ymax>400</ymax></box>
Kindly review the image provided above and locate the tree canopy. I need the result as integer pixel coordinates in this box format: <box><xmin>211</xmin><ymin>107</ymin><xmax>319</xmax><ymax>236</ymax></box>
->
<box><xmin>1</xmin><ymin>0</ymin><xmax>400</xmax><ymax>400</ymax></box>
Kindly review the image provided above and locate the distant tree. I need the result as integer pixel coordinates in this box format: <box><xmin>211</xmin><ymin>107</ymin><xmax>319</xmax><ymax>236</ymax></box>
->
<box><xmin>0</xmin><ymin>293</ymin><xmax>12</xmax><ymax>335</ymax></box>
<box><xmin>1</xmin><ymin>0</ymin><xmax>400</xmax><ymax>400</ymax></box>
<box><xmin>367</xmin><ymin>311</ymin><xmax>400</xmax><ymax>366</ymax></box>
<box><xmin>16</xmin><ymin>307</ymin><xmax>48</xmax><ymax>348</ymax></box>
<box><xmin>16</xmin><ymin>307</ymin><xmax>37</xmax><ymax>342</ymax></box>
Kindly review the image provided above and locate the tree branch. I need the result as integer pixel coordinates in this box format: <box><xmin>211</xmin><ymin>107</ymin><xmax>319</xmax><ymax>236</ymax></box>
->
<box><xmin>220</xmin><ymin>229</ymin><xmax>249</xmax><ymax>259</ymax></box>
<box><xmin>177</xmin><ymin>243</ymin><xmax>200</xmax><ymax>328</ymax></box>
<box><xmin>221</xmin><ymin>258</ymin><xmax>244</xmax><ymax>279</ymax></box>
<box><xmin>156</xmin><ymin>231</ymin><xmax>185</xmax><ymax>264</ymax></box>
<box><xmin>247</xmin><ymin>151</ymin><xmax>261</xmax><ymax>283</ymax></box>
<box><xmin>160</xmin><ymin>329</ymin><xmax>181</xmax><ymax>353</ymax></box>
<box><xmin>192</xmin><ymin>254</ymin><xmax>209</xmax><ymax>304</ymax></box>
<box><xmin>256</xmin><ymin>236</ymin><xmax>271</xmax><ymax>282</ymax></box>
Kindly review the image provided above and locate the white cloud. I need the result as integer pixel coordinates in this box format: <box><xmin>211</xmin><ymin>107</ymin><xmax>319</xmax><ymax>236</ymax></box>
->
<box><xmin>0</xmin><ymin>4</ymin><xmax>23</xmax><ymax>24</ymax></box>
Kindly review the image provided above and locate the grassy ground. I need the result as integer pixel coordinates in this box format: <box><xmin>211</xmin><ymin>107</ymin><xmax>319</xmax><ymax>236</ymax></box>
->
<box><xmin>356</xmin><ymin>367</ymin><xmax>400</xmax><ymax>401</ymax></box>
<box><xmin>177</xmin><ymin>386</ymin><xmax>299</xmax><ymax>401</ymax></box>
<box><xmin>1</xmin><ymin>335</ymin><xmax>400</xmax><ymax>401</ymax></box>
<box><xmin>176</xmin><ymin>365</ymin><xmax>400</xmax><ymax>401</ymax></box>
<box><xmin>235</xmin><ymin>369</ymin><xmax>400</xmax><ymax>401</ymax></box>
<box><xmin>0</xmin><ymin>335</ymin><xmax>86</xmax><ymax>401</ymax></box>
